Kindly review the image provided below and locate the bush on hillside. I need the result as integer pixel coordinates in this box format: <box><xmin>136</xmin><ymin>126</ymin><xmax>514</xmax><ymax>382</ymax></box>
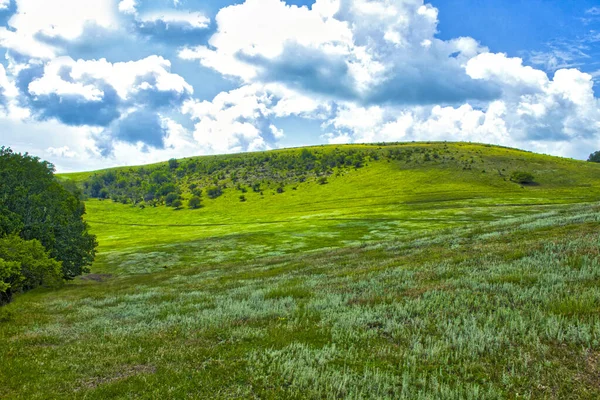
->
<box><xmin>510</xmin><ymin>171</ymin><xmax>535</xmax><ymax>184</ymax></box>
<box><xmin>589</xmin><ymin>151</ymin><xmax>600</xmax><ymax>163</ymax></box>
<box><xmin>0</xmin><ymin>235</ymin><xmax>63</xmax><ymax>304</ymax></box>
<box><xmin>165</xmin><ymin>193</ymin><xmax>179</xmax><ymax>206</ymax></box>
<box><xmin>206</xmin><ymin>186</ymin><xmax>223</xmax><ymax>199</ymax></box>
<box><xmin>172</xmin><ymin>199</ymin><xmax>183</xmax><ymax>210</ymax></box>
<box><xmin>188</xmin><ymin>196</ymin><xmax>202</xmax><ymax>209</ymax></box>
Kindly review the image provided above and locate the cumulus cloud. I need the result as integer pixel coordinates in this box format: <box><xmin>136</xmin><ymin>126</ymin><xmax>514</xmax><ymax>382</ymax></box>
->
<box><xmin>0</xmin><ymin>0</ymin><xmax>119</xmax><ymax>58</ymax></box>
<box><xmin>1</xmin><ymin>0</ymin><xmax>600</xmax><ymax>169</ymax></box>
<box><xmin>15</xmin><ymin>55</ymin><xmax>194</xmax><ymax>152</ymax></box>
<box><xmin>180</xmin><ymin>0</ymin><xmax>496</xmax><ymax>105</ymax></box>
<box><xmin>176</xmin><ymin>0</ymin><xmax>600</xmax><ymax>159</ymax></box>
<box><xmin>118</xmin><ymin>0</ymin><xmax>137</xmax><ymax>15</ymax></box>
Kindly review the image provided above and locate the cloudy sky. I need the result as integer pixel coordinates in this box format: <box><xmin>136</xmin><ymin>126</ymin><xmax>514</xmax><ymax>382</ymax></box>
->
<box><xmin>1</xmin><ymin>0</ymin><xmax>599</xmax><ymax>171</ymax></box>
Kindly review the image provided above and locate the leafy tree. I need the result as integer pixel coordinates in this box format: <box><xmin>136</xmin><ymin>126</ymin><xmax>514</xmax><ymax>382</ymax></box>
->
<box><xmin>172</xmin><ymin>199</ymin><xmax>183</xmax><ymax>210</ymax></box>
<box><xmin>0</xmin><ymin>258</ymin><xmax>20</xmax><ymax>304</ymax></box>
<box><xmin>0</xmin><ymin>147</ymin><xmax>97</xmax><ymax>279</ymax></box>
<box><xmin>588</xmin><ymin>151</ymin><xmax>600</xmax><ymax>163</ymax></box>
<box><xmin>206</xmin><ymin>186</ymin><xmax>223</xmax><ymax>199</ymax></box>
<box><xmin>0</xmin><ymin>235</ymin><xmax>63</xmax><ymax>304</ymax></box>
<box><xmin>165</xmin><ymin>193</ymin><xmax>179</xmax><ymax>206</ymax></box>
<box><xmin>188</xmin><ymin>196</ymin><xmax>202</xmax><ymax>209</ymax></box>
<box><xmin>510</xmin><ymin>171</ymin><xmax>535</xmax><ymax>184</ymax></box>
<box><xmin>168</xmin><ymin>158</ymin><xmax>179</xmax><ymax>170</ymax></box>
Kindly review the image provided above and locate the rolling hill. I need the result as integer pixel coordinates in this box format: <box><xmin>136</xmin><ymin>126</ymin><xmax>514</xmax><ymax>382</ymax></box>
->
<box><xmin>2</xmin><ymin>142</ymin><xmax>600</xmax><ymax>399</ymax></box>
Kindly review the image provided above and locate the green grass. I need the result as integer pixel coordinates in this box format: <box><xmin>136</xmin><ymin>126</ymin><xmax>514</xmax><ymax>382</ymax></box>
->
<box><xmin>2</xmin><ymin>142</ymin><xmax>600</xmax><ymax>398</ymax></box>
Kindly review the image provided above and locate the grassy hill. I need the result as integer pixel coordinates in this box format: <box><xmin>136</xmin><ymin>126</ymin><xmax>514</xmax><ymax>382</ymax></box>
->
<box><xmin>2</xmin><ymin>142</ymin><xmax>600</xmax><ymax>398</ymax></box>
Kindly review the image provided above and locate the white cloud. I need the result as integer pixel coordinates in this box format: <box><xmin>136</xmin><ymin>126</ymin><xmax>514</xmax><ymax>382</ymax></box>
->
<box><xmin>29</xmin><ymin>55</ymin><xmax>193</xmax><ymax>102</ymax></box>
<box><xmin>0</xmin><ymin>0</ymin><xmax>9</xmax><ymax>9</ymax></box>
<box><xmin>182</xmin><ymin>84</ymin><xmax>274</xmax><ymax>154</ymax></box>
<box><xmin>118</xmin><ymin>0</ymin><xmax>137</xmax><ymax>15</ymax></box>
<box><xmin>46</xmin><ymin>146</ymin><xmax>77</xmax><ymax>158</ymax></box>
<box><xmin>466</xmin><ymin>53</ymin><xmax>549</xmax><ymax>91</ymax></box>
<box><xmin>138</xmin><ymin>11</ymin><xmax>210</xmax><ymax>29</ymax></box>
<box><xmin>0</xmin><ymin>0</ymin><xmax>119</xmax><ymax>58</ymax></box>
<box><xmin>586</xmin><ymin>7</ymin><xmax>600</xmax><ymax>15</ymax></box>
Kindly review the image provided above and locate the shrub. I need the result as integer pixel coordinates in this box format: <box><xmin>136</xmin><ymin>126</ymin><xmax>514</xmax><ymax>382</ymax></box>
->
<box><xmin>188</xmin><ymin>196</ymin><xmax>202</xmax><ymax>209</ymax></box>
<box><xmin>588</xmin><ymin>151</ymin><xmax>600</xmax><ymax>163</ymax></box>
<box><xmin>239</xmin><ymin>195</ymin><xmax>247</xmax><ymax>202</ymax></box>
<box><xmin>276</xmin><ymin>186</ymin><xmax>284</xmax><ymax>194</ymax></box>
<box><xmin>318</xmin><ymin>176</ymin><xmax>328</xmax><ymax>185</ymax></box>
<box><xmin>165</xmin><ymin>193</ymin><xmax>179</xmax><ymax>206</ymax></box>
<box><xmin>168</xmin><ymin>158</ymin><xmax>179</xmax><ymax>169</ymax></box>
<box><xmin>510</xmin><ymin>171</ymin><xmax>535</xmax><ymax>184</ymax></box>
<box><xmin>206</xmin><ymin>186</ymin><xmax>223</xmax><ymax>199</ymax></box>
<box><xmin>172</xmin><ymin>199</ymin><xmax>183</xmax><ymax>210</ymax></box>
<box><xmin>0</xmin><ymin>235</ymin><xmax>62</xmax><ymax>304</ymax></box>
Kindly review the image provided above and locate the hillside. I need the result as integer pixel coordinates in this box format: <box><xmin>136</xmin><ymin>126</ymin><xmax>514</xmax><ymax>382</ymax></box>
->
<box><xmin>64</xmin><ymin>142</ymin><xmax>600</xmax><ymax>275</ymax></box>
<box><xmin>2</xmin><ymin>142</ymin><xmax>600</xmax><ymax>398</ymax></box>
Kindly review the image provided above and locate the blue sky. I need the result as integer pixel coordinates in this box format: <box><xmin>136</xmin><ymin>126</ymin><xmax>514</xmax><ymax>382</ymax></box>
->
<box><xmin>0</xmin><ymin>0</ymin><xmax>599</xmax><ymax>171</ymax></box>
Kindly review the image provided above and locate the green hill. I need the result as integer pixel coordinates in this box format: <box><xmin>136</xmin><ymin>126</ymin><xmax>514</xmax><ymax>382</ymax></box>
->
<box><xmin>64</xmin><ymin>142</ymin><xmax>600</xmax><ymax>275</ymax></box>
<box><xmin>2</xmin><ymin>142</ymin><xmax>600</xmax><ymax>398</ymax></box>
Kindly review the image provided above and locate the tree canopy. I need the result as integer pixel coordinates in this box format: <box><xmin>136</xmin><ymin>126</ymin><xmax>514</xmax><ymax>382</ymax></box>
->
<box><xmin>589</xmin><ymin>151</ymin><xmax>600</xmax><ymax>163</ymax></box>
<box><xmin>0</xmin><ymin>147</ymin><xmax>97</xmax><ymax>285</ymax></box>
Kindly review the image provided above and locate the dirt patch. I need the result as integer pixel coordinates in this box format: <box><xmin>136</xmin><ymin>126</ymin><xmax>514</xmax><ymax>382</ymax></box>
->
<box><xmin>581</xmin><ymin>350</ymin><xmax>600</xmax><ymax>388</ymax></box>
<box><xmin>78</xmin><ymin>365</ymin><xmax>156</xmax><ymax>390</ymax></box>
<box><xmin>79</xmin><ymin>273</ymin><xmax>113</xmax><ymax>282</ymax></box>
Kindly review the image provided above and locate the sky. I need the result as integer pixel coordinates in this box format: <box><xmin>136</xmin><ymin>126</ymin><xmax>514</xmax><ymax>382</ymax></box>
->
<box><xmin>0</xmin><ymin>0</ymin><xmax>599</xmax><ymax>172</ymax></box>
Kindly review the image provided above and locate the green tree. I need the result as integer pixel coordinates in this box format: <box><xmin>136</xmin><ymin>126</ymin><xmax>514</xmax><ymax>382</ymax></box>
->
<box><xmin>588</xmin><ymin>151</ymin><xmax>600</xmax><ymax>163</ymax></box>
<box><xmin>168</xmin><ymin>158</ymin><xmax>179</xmax><ymax>170</ymax></box>
<box><xmin>0</xmin><ymin>147</ymin><xmax>97</xmax><ymax>279</ymax></box>
<box><xmin>206</xmin><ymin>186</ymin><xmax>223</xmax><ymax>199</ymax></box>
<box><xmin>0</xmin><ymin>235</ymin><xmax>63</xmax><ymax>304</ymax></box>
<box><xmin>188</xmin><ymin>196</ymin><xmax>202</xmax><ymax>209</ymax></box>
<box><xmin>172</xmin><ymin>199</ymin><xmax>183</xmax><ymax>209</ymax></box>
<box><xmin>510</xmin><ymin>171</ymin><xmax>535</xmax><ymax>184</ymax></box>
<box><xmin>165</xmin><ymin>193</ymin><xmax>179</xmax><ymax>206</ymax></box>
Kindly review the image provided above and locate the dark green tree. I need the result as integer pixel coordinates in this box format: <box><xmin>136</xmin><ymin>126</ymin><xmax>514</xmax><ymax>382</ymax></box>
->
<box><xmin>188</xmin><ymin>196</ymin><xmax>202</xmax><ymax>209</ymax></box>
<box><xmin>172</xmin><ymin>199</ymin><xmax>183</xmax><ymax>209</ymax></box>
<box><xmin>510</xmin><ymin>171</ymin><xmax>535</xmax><ymax>184</ymax></box>
<box><xmin>168</xmin><ymin>158</ymin><xmax>179</xmax><ymax>170</ymax></box>
<box><xmin>588</xmin><ymin>151</ymin><xmax>600</xmax><ymax>163</ymax></box>
<box><xmin>165</xmin><ymin>193</ymin><xmax>179</xmax><ymax>206</ymax></box>
<box><xmin>0</xmin><ymin>147</ymin><xmax>97</xmax><ymax>279</ymax></box>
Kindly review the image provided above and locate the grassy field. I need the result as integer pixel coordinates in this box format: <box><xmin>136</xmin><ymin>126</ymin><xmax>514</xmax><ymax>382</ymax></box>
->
<box><xmin>2</xmin><ymin>143</ymin><xmax>600</xmax><ymax>398</ymax></box>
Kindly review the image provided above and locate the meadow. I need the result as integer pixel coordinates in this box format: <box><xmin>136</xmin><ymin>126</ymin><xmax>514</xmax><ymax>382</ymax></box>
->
<box><xmin>2</xmin><ymin>142</ymin><xmax>600</xmax><ymax>398</ymax></box>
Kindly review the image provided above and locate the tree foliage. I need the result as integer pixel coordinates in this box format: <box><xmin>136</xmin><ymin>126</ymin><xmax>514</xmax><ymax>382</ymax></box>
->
<box><xmin>510</xmin><ymin>171</ymin><xmax>535</xmax><ymax>184</ymax></box>
<box><xmin>188</xmin><ymin>196</ymin><xmax>202</xmax><ymax>209</ymax></box>
<box><xmin>0</xmin><ymin>147</ymin><xmax>97</xmax><ymax>280</ymax></box>
<box><xmin>589</xmin><ymin>151</ymin><xmax>600</xmax><ymax>163</ymax></box>
<box><xmin>0</xmin><ymin>235</ymin><xmax>62</xmax><ymax>304</ymax></box>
